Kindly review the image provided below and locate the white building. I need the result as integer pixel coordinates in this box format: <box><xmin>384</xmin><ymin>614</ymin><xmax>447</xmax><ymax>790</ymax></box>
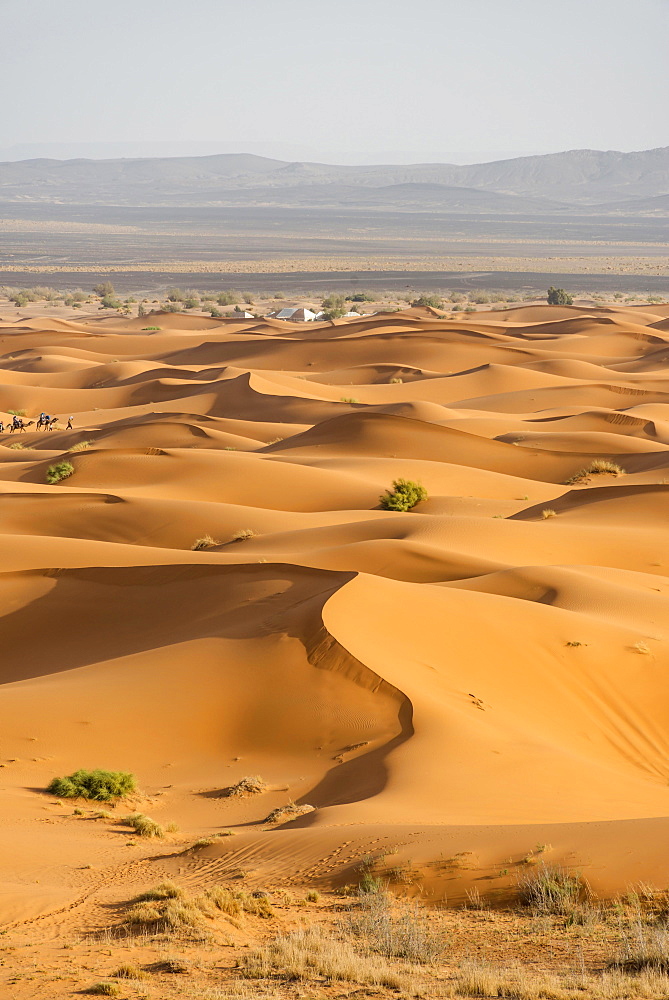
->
<box><xmin>269</xmin><ymin>307</ymin><xmax>317</xmax><ymax>322</ymax></box>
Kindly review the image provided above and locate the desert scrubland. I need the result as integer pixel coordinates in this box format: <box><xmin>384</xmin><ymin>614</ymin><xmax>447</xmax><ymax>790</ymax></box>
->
<box><xmin>1</xmin><ymin>302</ymin><xmax>669</xmax><ymax>997</ymax></box>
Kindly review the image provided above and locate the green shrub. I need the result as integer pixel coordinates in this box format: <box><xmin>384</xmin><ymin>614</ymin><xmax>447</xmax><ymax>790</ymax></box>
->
<box><xmin>346</xmin><ymin>291</ymin><xmax>375</xmax><ymax>302</ymax></box>
<box><xmin>163</xmin><ymin>302</ymin><xmax>182</xmax><ymax>313</ymax></box>
<box><xmin>100</xmin><ymin>295</ymin><xmax>122</xmax><ymax>309</ymax></box>
<box><xmin>379</xmin><ymin>479</ymin><xmax>427</xmax><ymax>512</ymax></box>
<box><xmin>93</xmin><ymin>281</ymin><xmax>115</xmax><ymax>297</ymax></box>
<box><xmin>209</xmin><ymin>306</ymin><xmax>223</xmax><ymax>318</ymax></box>
<box><xmin>142</xmin><ymin>326</ymin><xmax>161</xmax><ymax>331</ymax></box>
<box><xmin>217</xmin><ymin>290</ymin><xmax>240</xmax><ymax>306</ymax></box>
<box><xmin>321</xmin><ymin>293</ymin><xmax>347</xmax><ymax>319</ymax></box>
<box><xmin>7</xmin><ymin>409</ymin><xmax>26</xmax><ymax>417</ymax></box>
<box><xmin>48</xmin><ymin>769</ymin><xmax>136</xmax><ymax>801</ymax></box>
<box><xmin>46</xmin><ymin>461</ymin><xmax>74</xmax><ymax>484</ymax></box>
<box><xmin>547</xmin><ymin>286</ymin><xmax>573</xmax><ymax>305</ymax></box>
<box><xmin>184</xmin><ymin>297</ymin><xmax>199</xmax><ymax>309</ymax></box>
<box><xmin>166</xmin><ymin>287</ymin><xmax>185</xmax><ymax>302</ymax></box>
<box><xmin>411</xmin><ymin>294</ymin><xmax>443</xmax><ymax>308</ymax></box>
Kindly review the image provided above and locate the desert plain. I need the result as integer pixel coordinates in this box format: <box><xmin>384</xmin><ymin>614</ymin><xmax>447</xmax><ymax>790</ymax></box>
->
<box><xmin>1</xmin><ymin>301</ymin><xmax>669</xmax><ymax>997</ymax></box>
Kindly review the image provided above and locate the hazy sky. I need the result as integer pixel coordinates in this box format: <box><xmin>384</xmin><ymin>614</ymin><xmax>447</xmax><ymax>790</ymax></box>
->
<box><xmin>2</xmin><ymin>0</ymin><xmax>668</xmax><ymax>163</ymax></box>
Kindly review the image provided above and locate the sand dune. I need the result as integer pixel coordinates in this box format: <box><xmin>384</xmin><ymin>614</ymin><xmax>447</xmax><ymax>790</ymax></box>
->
<box><xmin>1</xmin><ymin>303</ymin><xmax>669</xmax><ymax>930</ymax></box>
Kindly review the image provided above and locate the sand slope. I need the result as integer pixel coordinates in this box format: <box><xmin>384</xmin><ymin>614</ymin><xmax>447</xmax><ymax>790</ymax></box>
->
<box><xmin>1</xmin><ymin>304</ymin><xmax>669</xmax><ymax>923</ymax></box>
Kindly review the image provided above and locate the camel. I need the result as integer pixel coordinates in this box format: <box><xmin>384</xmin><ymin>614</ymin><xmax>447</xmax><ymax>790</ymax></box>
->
<box><xmin>9</xmin><ymin>419</ymin><xmax>35</xmax><ymax>434</ymax></box>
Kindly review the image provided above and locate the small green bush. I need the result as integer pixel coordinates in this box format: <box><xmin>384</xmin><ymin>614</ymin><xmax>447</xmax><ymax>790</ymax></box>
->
<box><xmin>48</xmin><ymin>769</ymin><xmax>136</xmax><ymax>801</ymax></box>
<box><xmin>379</xmin><ymin>479</ymin><xmax>427</xmax><ymax>512</ymax></box>
<box><xmin>321</xmin><ymin>293</ymin><xmax>347</xmax><ymax>319</ymax></box>
<box><xmin>93</xmin><ymin>281</ymin><xmax>115</xmax><ymax>297</ymax></box>
<box><xmin>7</xmin><ymin>409</ymin><xmax>26</xmax><ymax>417</ymax></box>
<box><xmin>46</xmin><ymin>461</ymin><xmax>74</xmax><ymax>484</ymax></box>
<box><xmin>100</xmin><ymin>295</ymin><xmax>123</xmax><ymax>309</ymax></box>
<box><xmin>411</xmin><ymin>294</ymin><xmax>443</xmax><ymax>309</ymax></box>
<box><xmin>547</xmin><ymin>286</ymin><xmax>573</xmax><ymax>305</ymax></box>
<box><xmin>217</xmin><ymin>290</ymin><xmax>240</xmax><ymax>306</ymax></box>
<box><xmin>166</xmin><ymin>287</ymin><xmax>185</xmax><ymax>302</ymax></box>
<box><xmin>142</xmin><ymin>326</ymin><xmax>161</xmax><ymax>331</ymax></box>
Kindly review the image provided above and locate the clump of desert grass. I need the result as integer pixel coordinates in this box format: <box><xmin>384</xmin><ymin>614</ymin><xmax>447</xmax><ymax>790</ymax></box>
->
<box><xmin>566</xmin><ymin>459</ymin><xmax>625</xmax><ymax>484</ymax></box>
<box><xmin>112</xmin><ymin>963</ymin><xmax>147</xmax><ymax>980</ymax></box>
<box><xmin>46</xmin><ymin>460</ymin><xmax>74</xmax><ymax>484</ymax></box>
<box><xmin>542</xmin><ymin>508</ymin><xmax>557</xmax><ymax>518</ymax></box>
<box><xmin>345</xmin><ymin>890</ymin><xmax>445</xmax><ymax>964</ymax></box>
<box><xmin>221</xmin><ymin>775</ymin><xmax>267</xmax><ymax>797</ymax></box>
<box><xmin>230</xmin><ymin>528</ymin><xmax>256</xmax><ymax>542</ymax></box>
<box><xmin>135</xmin><ymin>882</ymin><xmax>184</xmax><ymax>902</ymax></box>
<box><xmin>85</xmin><ymin>984</ymin><xmax>122</xmax><ymax>997</ymax></box>
<box><xmin>69</xmin><ymin>439</ymin><xmax>93</xmax><ymax>452</ymax></box>
<box><xmin>192</xmin><ymin>830</ymin><xmax>234</xmax><ymax>847</ymax></box>
<box><xmin>240</xmin><ymin>925</ymin><xmax>408</xmax><ymax>989</ymax></box>
<box><xmin>264</xmin><ymin>802</ymin><xmax>315</xmax><ymax>824</ymax></box>
<box><xmin>191</xmin><ymin>534</ymin><xmax>220</xmax><ymax>550</ymax></box>
<box><xmin>48</xmin><ymin>769</ymin><xmax>136</xmax><ymax>802</ymax></box>
<box><xmin>517</xmin><ymin>864</ymin><xmax>589</xmax><ymax>916</ymax></box>
<box><xmin>120</xmin><ymin>813</ymin><xmax>166</xmax><ymax>838</ymax></box>
<box><xmin>122</xmin><ymin>883</ymin><xmax>273</xmax><ymax>938</ymax></box>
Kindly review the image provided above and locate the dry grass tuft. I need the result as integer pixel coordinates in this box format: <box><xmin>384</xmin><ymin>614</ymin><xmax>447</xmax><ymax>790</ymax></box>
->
<box><xmin>205</xmin><ymin>886</ymin><xmax>274</xmax><ymax>918</ymax></box>
<box><xmin>566</xmin><ymin>459</ymin><xmax>624</xmax><ymax>484</ymax></box>
<box><xmin>518</xmin><ymin>864</ymin><xmax>588</xmax><ymax>916</ymax></box>
<box><xmin>221</xmin><ymin>775</ymin><xmax>267</xmax><ymax>797</ymax></box>
<box><xmin>264</xmin><ymin>802</ymin><xmax>315</xmax><ymax>824</ymax></box>
<box><xmin>191</xmin><ymin>534</ymin><xmax>219</xmax><ymax>551</ymax></box>
<box><xmin>542</xmin><ymin>508</ymin><xmax>557</xmax><ymax>519</ymax></box>
<box><xmin>346</xmin><ymin>891</ymin><xmax>445</xmax><ymax>963</ymax></box>
<box><xmin>69</xmin><ymin>439</ymin><xmax>93</xmax><ymax>452</ymax></box>
<box><xmin>230</xmin><ymin>528</ymin><xmax>257</xmax><ymax>542</ymax></box>
<box><xmin>121</xmin><ymin>812</ymin><xmax>165</xmax><ymax>838</ymax></box>
<box><xmin>112</xmin><ymin>963</ymin><xmax>147</xmax><ymax>979</ymax></box>
<box><xmin>135</xmin><ymin>882</ymin><xmax>184</xmax><ymax>902</ymax></box>
<box><xmin>240</xmin><ymin>925</ymin><xmax>408</xmax><ymax>989</ymax></box>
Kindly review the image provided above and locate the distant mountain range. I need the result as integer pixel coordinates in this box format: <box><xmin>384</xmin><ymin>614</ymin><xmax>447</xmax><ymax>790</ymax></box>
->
<box><xmin>0</xmin><ymin>147</ymin><xmax>667</xmax><ymax>215</ymax></box>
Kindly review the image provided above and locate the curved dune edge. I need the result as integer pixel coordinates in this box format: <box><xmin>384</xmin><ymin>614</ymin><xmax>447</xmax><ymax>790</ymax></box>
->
<box><xmin>0</xmin><ymin>303</ymin><xmax>668</xmax><ymax>918</ymax></box>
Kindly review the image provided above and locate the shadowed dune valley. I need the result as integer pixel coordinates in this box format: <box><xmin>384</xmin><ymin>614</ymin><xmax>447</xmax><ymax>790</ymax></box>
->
<box><xmin>2</xmin><ymin>302</ymin><xmax>669</xmax><ymax>996</ymax></box>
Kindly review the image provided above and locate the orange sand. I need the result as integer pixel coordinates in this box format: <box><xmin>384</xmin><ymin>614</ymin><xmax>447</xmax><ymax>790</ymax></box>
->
<box><xmin>1</xmin><ymin>302</ymin><xmax>669</xmax><ymax>929</ymax></box>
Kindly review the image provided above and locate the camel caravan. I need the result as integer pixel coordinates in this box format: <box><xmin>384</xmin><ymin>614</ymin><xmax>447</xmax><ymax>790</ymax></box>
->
<box><xmin>0</xmin><ymin>413</ymin><xmax>74</xmax><ymax>434</ymax></box>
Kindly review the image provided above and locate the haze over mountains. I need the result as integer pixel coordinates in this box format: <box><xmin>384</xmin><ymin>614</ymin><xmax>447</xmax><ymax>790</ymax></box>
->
<box><xmin>1</xmin><ymin>147</ymin><xmax>667</xmax><ymax>215</ymax></box>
